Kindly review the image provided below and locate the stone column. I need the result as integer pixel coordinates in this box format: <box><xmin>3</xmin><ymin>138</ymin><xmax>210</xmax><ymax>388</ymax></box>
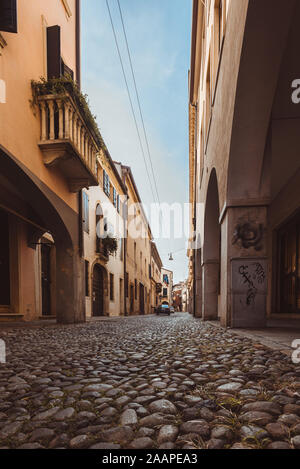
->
<box><xmin>194</xmin><ymin>248</ymin><xmax>202</xmax><ymax>318</ymax></box>
<box><xmin>202</xmin><ymin>260</ymin><xmax>219</xmax><ymax>320</ymax></box>
<box><xmin>55</xmin><ymin>240</ymin><xmax>85</xmax><ymax>324</ymax></box>
<box><xmin>221</xmin><ymin>205</ymin><xmax>268</xmax><ymax>328</ymax></box>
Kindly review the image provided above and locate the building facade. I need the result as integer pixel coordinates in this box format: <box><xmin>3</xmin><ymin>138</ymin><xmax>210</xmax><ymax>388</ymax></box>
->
<box><xmin>150</xmin><ymin>241</ymin><xmax>163</xmax><ymax>314</ymax></box>
<box><xmin>0</xmin><ymin>0</ymin><xmax>163</xmax><ymax>323</ymax></box>
<box><xmin>161</xmin><ymin>268</ymin><xmax>173</xmax><ymax>306</ymax></box>
<box><xmin>173</xmin><ymin>280</ymin><xmax>188</xmax><ymax>312</ymax></box>
<box><xmin>83</xmin><ymin>150</ymin><xmax>127</xmax><ymax>318</ymax></box>
<box><xmin>121</xmin><ymin>165</ymin><xmax>153</xmax><ymax>316</ymax></box>
<box><xmin>0</xmin><ymin>0</ymin><xmax>95</xmax><ymax>324</ymax></box>
<box><xmin>189</xmin><ymin>0</ymin><xmax>300</xmax><ymax>327</ymax></box>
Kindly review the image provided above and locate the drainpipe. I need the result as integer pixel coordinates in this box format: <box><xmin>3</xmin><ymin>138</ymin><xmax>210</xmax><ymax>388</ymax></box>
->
<box><xmin>123</xmin><ymin>177</ymin><xmax>128</xmax><ymax>317</ymax></box>
<box><xmin>76</xmin><ymin>0</ymin><xmax>81</xmax><ymax>90</ymax></box>
<box><xmin>78</xmin><ymin>190</ymin><xmax>84</xmax><ymax>258</ymax></box>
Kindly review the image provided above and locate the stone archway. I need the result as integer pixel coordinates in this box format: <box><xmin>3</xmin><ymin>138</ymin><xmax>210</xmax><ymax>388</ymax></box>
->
<box><xmin>0</xmin><ymin>144</ymin><xmax>85</xmax><ymax>324</ymax></box>
<box><xmin>220</xmin><ymin>0</ymin><xmax>298</xmax><ymax>327</ymax></box>
<box><xmin>202</xmin><ymin>169</ymin><xmax>220</xmax><ymax>321</ymax></box>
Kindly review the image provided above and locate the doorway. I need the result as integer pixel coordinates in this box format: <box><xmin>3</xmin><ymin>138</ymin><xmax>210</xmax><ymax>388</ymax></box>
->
<box><xmin>0</xmin><ymin>210</ymin><xmax>10</xmax><ymax>306</ymax></box>
<box><xmin>119</xmin><ymin>278</ymin><xmax>124</xmax><ymax>315</ymax></box>
<box><xmin>139</xmin><ymin>283</ymin><xmax>145</xmax><ymax>314</ymax></box>
<box><xmin>130</xmin><ymin>284</ymin><xmax>134</xmax><ymax>314</ymax></box>
<box><xmin>41</xmin><ymin>243</ymin><xmax>52</xmax><ymax>316</ymax></box>
<box><xmin>92</xmin><ymin>265</ymin><xmax>104</xmax><ymax>316</ymax></box>
<box><xmin>278</xmin><ymin>212</ymin><xmax>300</xmax><ymax>314</ymax></box>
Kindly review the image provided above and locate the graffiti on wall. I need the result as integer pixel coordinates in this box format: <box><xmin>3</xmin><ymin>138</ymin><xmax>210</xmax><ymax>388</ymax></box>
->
<box><xmin>231</xmin><ymin>258</ymin><xmax>267</xmax><ymax>327</ymax></box>
<box><xmin>238</xmin><ymin>262</ymin><xmax>266</xmax><ymax>306</ymax></box>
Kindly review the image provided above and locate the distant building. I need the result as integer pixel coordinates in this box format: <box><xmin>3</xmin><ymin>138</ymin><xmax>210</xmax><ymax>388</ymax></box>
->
<box><xmin>150</xmin><ymin>242</ymin><xmax>163</xmax><ymax>314</ymax></box>
<box><xmin>83</xmin><ymin>150</ymin><xmax>127</xmax><ymax>318</ymax></box>
<box><xmin>173</xmin><ymin>280</ymin><xmax>188</xmax><ymax>312</ymax></box>
<box><xmin>161</xmin><ymin>268</ymin><xmax>173</xmax><ymax>306</ymax></box>
<box><xmin>121</xmin><ymin>165</ymin><xmax>153</xmax><ymax>316</ymax></box>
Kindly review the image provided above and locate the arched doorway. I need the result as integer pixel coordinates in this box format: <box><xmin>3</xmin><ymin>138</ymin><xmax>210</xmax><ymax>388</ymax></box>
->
<box><xmin>202</xmin><ymin>169</ymin><xmax>220</xmax><ymax>320</ymax></box>
<box><xmin>0</xmin><ymin>145</ymin><xmax>84</xmax><ymax>324</ymax></box>
<box><xmin>92</xmin><ymin>264</ymin><xmax>105</xmax><ymax>317</ymax></box>
<box><xmin>0</xmin><ymin>210</ymin><xmax>10</xmax><ymax>308</ymax></box>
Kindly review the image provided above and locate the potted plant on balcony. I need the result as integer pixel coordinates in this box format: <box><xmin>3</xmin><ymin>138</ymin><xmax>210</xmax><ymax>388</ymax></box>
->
<box><xmin>31</xmin><ymin>75</ymin><xmax>107</xmax><ymax>152</ymax></box>
<box><xmin>101</xmin><ymin>235</ymin><xmax>118</xmax><ymax>257</ymax></box>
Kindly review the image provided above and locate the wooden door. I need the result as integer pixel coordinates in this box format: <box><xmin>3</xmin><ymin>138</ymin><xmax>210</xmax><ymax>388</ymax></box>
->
<box><xmin>130</xmin><ymin>285</ymin><xmax>134</xmax><ymax>314</ymax></box>
<box><xmin>279</xmin><ymin>213</ymin><xmax>300</xmax><ymax>314</ymax></box>
<box><xmin>139</xmin><ymin>283</ymin><xmax>145</xmax><ymax>314</ymax></box>
<box><xmin>93</xmin><ymin>265</ymin><xmax>104</xmax><ymax>316</ymax></box>
<box><xmin>0</xmin><ymin>211</ymin><xmax>10</xmax><ymax>306</ymax></box>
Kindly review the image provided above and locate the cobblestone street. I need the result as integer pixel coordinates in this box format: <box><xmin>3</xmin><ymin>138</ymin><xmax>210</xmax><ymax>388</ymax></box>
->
<box><xmin>0</xmin><ymin>313</ymin><xmax>300</xmax><ymax>450</ymax></box>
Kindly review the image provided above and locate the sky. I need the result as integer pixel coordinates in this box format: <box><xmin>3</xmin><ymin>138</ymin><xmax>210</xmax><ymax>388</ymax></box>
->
<box><xmin>81</xmin><ymin>0</ymin><xmax>192</xmax><ymax>284</ymax></box>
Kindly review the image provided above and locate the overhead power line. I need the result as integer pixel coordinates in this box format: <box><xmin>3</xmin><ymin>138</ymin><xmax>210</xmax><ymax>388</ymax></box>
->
<box><xmin>105</xmin><ymin>0</ymin><xmax>157</xmax><ymax>205</ymax></box>
<box><xmin>117</xmin><ymin>0</ymin><xmax>161</xmax><ymax>207</ymax></box>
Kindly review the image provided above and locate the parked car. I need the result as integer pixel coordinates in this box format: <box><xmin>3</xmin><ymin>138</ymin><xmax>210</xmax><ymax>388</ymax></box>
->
<box><xmin>170</xmin><ymin>306</ymin><xmax>175</xmax><ymax>313</ymax></box>
<box><xmin>156</xmin><ymin>304</ymin><xmax>171</xmax><ymax>316</ymax></box>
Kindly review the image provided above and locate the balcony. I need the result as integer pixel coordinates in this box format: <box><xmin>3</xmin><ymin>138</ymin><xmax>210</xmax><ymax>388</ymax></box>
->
<box><xmin>33</xmin><ymin>81</ymin><xmax>99</xmax><ymax>192</ymax></box>
<box><xmin>96</xmin><ymin>238</ymin><xmax>109</xmax><ymax>263</ymax></box>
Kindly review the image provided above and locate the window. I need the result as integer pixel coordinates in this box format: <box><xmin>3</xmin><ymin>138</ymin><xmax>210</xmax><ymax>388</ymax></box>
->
<box><xmin>113</xmin><ymin>188</ymin><xmax>117</xmax><ymax>208</ymax></box>
<box><xmin>85</xmin><ymin>260</ymin><xmax>89</xmax><ymax>297</ymax></box>
<box><xmin>163</xmin><ymin>288</ymin><xmax>168</xmax><ymax>297</ymax></box>
<box><xmin>110</xmin><ymin>273</ymin><xmax>114</xmax><ymax>301</ymax></box>
<box><xmin>46</xmin><ymin>25</ymin><xmax>74</xmax><ymax>80</ymax></box>
<box><xmin>218</xmin><ymin>0</ymin><xmax>223</xmax><ymax>52</ymax></box>
<box><xmin>82</xmin><ymin>191</ymin><xmax>89</xmax><ymax>233</ymax></box>
<box><xmin>103</xmin><ymin>170</ymin><xmax>110</xmax><ymax>197</ymax></box>
<box><xmin>0</xmin><ymin>0</ymin><xmax>18</xmax><ymax>33</ymax></box>
<box><xmin>47</xmin><ymin>26</ymin><xmax>61</xmax><ymax>79</ymax></box>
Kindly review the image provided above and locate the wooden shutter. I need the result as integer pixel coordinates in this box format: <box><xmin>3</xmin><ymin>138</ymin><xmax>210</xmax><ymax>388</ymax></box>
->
<box><xmin>61</xmin><ymin>59</ymin><xmax>74</xmax><ymax>80</ymax></box>
<box><xmin>47</xmin><ymin>25</ymin><xmax>61</xmax><ymax>79</ymax></box>
<box><xmin>82</xmin><ymin>192</ymin><xmax>89</xmax><ymax>233</ymax></box>
<box><xmin>0</xmin><ymin>0</ymin><xmax>17</xmax><ymax>33</ymax></box>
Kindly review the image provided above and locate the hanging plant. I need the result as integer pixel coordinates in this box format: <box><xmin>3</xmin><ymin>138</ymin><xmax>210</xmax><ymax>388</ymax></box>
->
<box><xmin>102</xmin><ymin>236</ymin><xmax>118</xmax><ymax>256</ymax></box>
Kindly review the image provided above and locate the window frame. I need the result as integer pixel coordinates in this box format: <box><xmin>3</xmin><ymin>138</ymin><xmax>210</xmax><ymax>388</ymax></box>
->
<box><xmin>82</xmin><ymin>191</ymin><xmax>89</xmax><ymax>233</ymax></box>
<box><xmin>103</xmin><ymin>170</ymin><xmax>110</xmax><ymax>197</ymax></box>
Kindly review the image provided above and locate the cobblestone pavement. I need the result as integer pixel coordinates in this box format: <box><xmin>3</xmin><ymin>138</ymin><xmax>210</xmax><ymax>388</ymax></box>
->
<box><xmin>0</xmin><ymin>313</ymin><xmax>300</xmax><ymax>450</ymax></box>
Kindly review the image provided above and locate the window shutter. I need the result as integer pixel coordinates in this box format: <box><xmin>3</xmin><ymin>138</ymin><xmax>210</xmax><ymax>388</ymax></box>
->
<box><xmin>47</xmin><ymin>25</ymin><xmax>61</xmax><ymax>79</ymax></box>
<box><xmin>0</xmin><ymin>0</ymin><xmax>17</xmax><ymax>33</ymax></box>
<box><xmin>61</xmin><ymin>59</ymin><xmax>74</xmax><ymax>80</ymax></box>
<box><xmin>82</xmin><ymin>192</ymin><xmax>89</xmax><ymax>233</ymax></box>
